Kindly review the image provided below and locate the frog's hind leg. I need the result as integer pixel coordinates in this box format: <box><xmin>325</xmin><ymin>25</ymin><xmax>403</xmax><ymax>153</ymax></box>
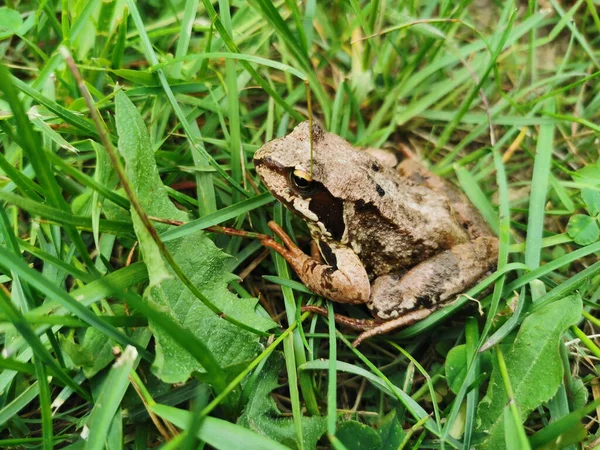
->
<box><xmin>302</xmin><ymin>305</ymin><xmax>433</xmax><ymax>346</ymax></box>
<box><xmin>364</xmin><ymin>237</ymin><xmax>499</xmax><ymax>345</ymax></box>
<box><xmin>301</xmin><ymin>305</ymin><xmax>384</xmax><ymax>331</ymax></box>
<box><xmin>353</xmin><ymin>309</ymin><xmax>433</xmax><ymax>347</ymax></box>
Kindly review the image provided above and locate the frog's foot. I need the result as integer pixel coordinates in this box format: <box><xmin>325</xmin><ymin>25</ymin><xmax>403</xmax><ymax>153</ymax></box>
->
<box><xmin>264</xmin><ymin>221</ymin><xmax>370</xmax><ymax>305</ymax></box>
<box><xmin>301</xmin><ymin>305</ymin><xmax>384</xmax><ymax>331</ymax></box>
<box><xmin>353</xmin><ymin>309</ymin><xmax>433</xmax><ymax>347</ymax></box>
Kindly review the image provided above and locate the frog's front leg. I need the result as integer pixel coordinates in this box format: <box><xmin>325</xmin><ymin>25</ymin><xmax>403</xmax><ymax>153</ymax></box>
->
<box><xmin>264</xmin><ymin>221</ymin><xmax>370</xmax><ymax>304</ymax></box>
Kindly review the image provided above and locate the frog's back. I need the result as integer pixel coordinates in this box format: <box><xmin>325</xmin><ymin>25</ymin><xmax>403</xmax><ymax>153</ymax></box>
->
<box><xmin>339</xmin><ymin>158</ymin><xmax>472</xmax><ymax>279</ymax></box>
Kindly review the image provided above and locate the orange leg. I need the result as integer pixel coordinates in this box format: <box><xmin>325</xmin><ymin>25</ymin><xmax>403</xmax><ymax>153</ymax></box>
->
<box><xmin>261</xmin><ymin>221</ymin><xmax>370</xmax><ymax>305</ymax></box>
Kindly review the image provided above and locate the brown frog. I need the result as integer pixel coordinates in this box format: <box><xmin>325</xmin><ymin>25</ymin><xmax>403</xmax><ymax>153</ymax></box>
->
<box><xmin>253</xmin><ymin>121</ymin><xmax>499</xmax><ymax>345</ymax></box>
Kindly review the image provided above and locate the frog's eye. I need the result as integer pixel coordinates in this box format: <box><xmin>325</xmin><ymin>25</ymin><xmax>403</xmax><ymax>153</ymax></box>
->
<box><xmin>289</xmin><ymin>170</ymin><xmax>318</xmax><ymax>195</ymax></box>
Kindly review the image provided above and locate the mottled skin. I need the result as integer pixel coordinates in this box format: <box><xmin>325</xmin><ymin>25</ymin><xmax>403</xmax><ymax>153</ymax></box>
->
<box><xmin>254</xmin><ymin>121</ymin><xmax>499</xmax><ymax>345</ymax></box>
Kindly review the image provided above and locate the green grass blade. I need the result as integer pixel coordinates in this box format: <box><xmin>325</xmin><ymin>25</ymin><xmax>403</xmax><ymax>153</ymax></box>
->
<box><xmin>200</xmin><ymin>0</ymin><xmax>305</xmax><ymax>122</ymax></box>
<box><xmin>9</xmin><ymin>76</ymin><xmax>100</xmax><ymax>138</ymax></box>
<box><xmin>34</xmin><ymin>359</ymin><xmax>53</xmax><ymax>450</ymax></box>
<box><xmin>434</xmin><ymin>8</ymin><xmax>517</xmax><ymax>154</ymax></box>
<box><xmin>0</xmin><ymin>288</ymin><xmax>91</xmax><ymax>401</ymax></box>
<box><xmin>124</xmin><ymin>0</ymin><xmax>249</xmax><ymax>197</ymax></box>
<box><xmin>525</xmin><ymin>100</ymin><xmax>555</xmax><ymax>269</ymax></box>
<box><xmin>455</xmin><ymin>164</ymin><xmax>499</xmax><ymax>234</ymax></box>
<box><xmin>327</xmin><ymin>302</ymin><xmax>337</xmax><ymax>438</ymax></box>
<box><xmin>496</xmin><ymin>347</ymin><xmax>532</xmax><ymax>450</ymax></box>
<box><xmin>152</xmin><ymin>404</ymin><xmax>291</xmax><ymax>450</ymax></box>
<box><xmin>172</xmin><ymin>0</ymin><xmax>199</xmax><ymax>79</ymax></box>
<box><xmin>0</xmin><ymin>382</ymin><xmax>40</xmax><ymax>427</ymax></box>
<box><xmin>84</xmin><ymin>346</ymin><xmax>136</xmax><ymax>450</ymax></box>
<box><xmin>160</xmin><ymin>192</ymin><xmax>274</xmax><ymax>241</ymax></box>
<box><xmin>283</xmin><ymin>331</ymin><xmax>305</xmax><ymax>449</ymax></box>
<box><xmin>0</xmin><ymin>249</ymin><xmax>152</xmax><ymax>362</ymax></box>
<box><xmin>0</xmin><ymin>191</ymin><xmax>133</xmax><ymax>234</ymax></box>
<box><xmin>0</xmin><ymin>63</ymin><xmax>97</xmax><ymax>271</ymax></box>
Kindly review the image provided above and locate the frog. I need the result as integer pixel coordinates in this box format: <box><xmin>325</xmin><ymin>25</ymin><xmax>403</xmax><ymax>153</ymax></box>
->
<box><xmin>253</xmin><ymin>121</ymin><xmax>499</xmax><ymax>346</ymax></box>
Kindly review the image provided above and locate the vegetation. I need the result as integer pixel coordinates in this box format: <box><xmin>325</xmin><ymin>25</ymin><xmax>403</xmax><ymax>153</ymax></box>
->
<box><xmin>0</xmin><ymin>0</ymin><xmax>599</xmax><ymax>448</ymax></box>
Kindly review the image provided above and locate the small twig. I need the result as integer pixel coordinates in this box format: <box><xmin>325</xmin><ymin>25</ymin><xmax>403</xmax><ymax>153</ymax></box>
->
<box><xmin>502</xmin><ymin>127</ymin><xmax>528</xmax><ymax>163</ymax></box>
<box><xmin>352</xmin><ymin>18</ymin><xmax>461</xmax><ymax>43</ymax></box>
<box><xmin>238</xmin><ymin>248</ymin><xmax>270</xmax><ymax>281</ymax></box>
<box><xmin>349</xmin><ymin>378</ymin><xmax>368</xmax><ymax>415</ymax></box>
<box><xmin>306</xmin><ymin>79</ymin><xmax>314</xmax><ymax>177</ymax></box>
<box><xmin>592</xmin><ymin>378</ymin><xmax>600</xmax><ymax>427</ymax></box>
<box><xmin>125</xmin><ymin>241</ymin><xmax>138</xmax><ymax>267</ymax></box>
<box><xmin>128</xmin><ymin>372</ymin><xmax>175</xmax><ymax>441</ymax></box>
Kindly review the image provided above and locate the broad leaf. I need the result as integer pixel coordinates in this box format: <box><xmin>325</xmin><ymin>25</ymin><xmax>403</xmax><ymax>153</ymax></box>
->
<box><xmin>572</xmin><ymin>163</ymin><xmax>600</xmax><ymax>185</ymax></box>
<box><xmin>238</xmin><ymin>352</ymin><xmax>326</xmax><ymax>450</ymax></box>
<box><xmin>567</xmin><ymin>214</ymin><xmax>599</xmax><ymax>246</ymax></box>
<box><xmin>445</xmin><ymin>344</ymin><xmax>491</xmax><ymax>395</ymax></box>
<box><xmin>582</xmin><ymin>188</ymin><xmax>600</xmax><ymax>217</ymax></box>
<box><xmin>476</xmin><ymin>294</ymin><xmax>582</xmax><ymax>450</ymax></box>
<box><xmin>115</xmin><ymin>91</ymin><xmax>275</xmax><ymax>383</ymax></box>
<box><xmin>337</xmin><ymin>420</ymin><xmax>381</xmax><ymax>450</ymax></box>
<box><xmin>568</xmin><ymin>377</ymin><xmax>589</xmax><ymax>411</ymax></box>
<box><xmin>0</xmin><ymin>7</ymin><xmax>23</xmax><ymax>40</ymax></box>
<box><xmin>60</xmin><ymin>328</ymin><xmax>115</xmax><ymax>379</ymax></box>
<box><xmin>377</xmin><ymin>409</ymin><xmax>406</xmax><ymax>450</ymax></box>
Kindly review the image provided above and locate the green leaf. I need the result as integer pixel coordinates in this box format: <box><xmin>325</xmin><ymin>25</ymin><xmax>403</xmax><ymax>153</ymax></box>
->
<box><xmin>0</xmin><ymin>7</ymin><xmax>23</xmax><ymax>39</ymax></box>
<box><xmin>60</xmin><ymin>328</ymin><xmax>115</xmax><ymax>378</ymax></box>
<box><xmin>566</xmin><ymin>214</ymin><xmax>599</xmax><ymax>245</ymax></box>
<box><xmin>445</xmin><ymin>345</ymin><xmax>468</xmax><ymax>395</ymax></box>
<box><xmin>582</xmin><ymin>188</ymin><xmax>600</xmax><ymax>217</ymax></box>
<box><xmin>568</xmin><ymin>377</ymin><xmax>588</xmax><ymax>411</ymax></box>
<box><xmin>336</xmin><ymin>421</ymin><xmax>381</xmax><ymax>450</ymax></box>
<box><xmin>445</xmin><ymin>345</ymin><xmax>492</xmax><ymax>395</ymax></box>
<box><xmin>572</xmin><ymin>163</ymin><xmax>600</xmax><ymax>185</ymax></box>
<box><xmin>376</xmin><ymin>409</ymin><xmax>406</xmax><ymax>450</ymax></box>
<box><xmin>476</xmin><ymin>294</ymin><xmax>582</xmax><ymax>450</ymax></box>
<box><xmin>114</xmin><ymin>91</ymin><xmax>275</xmax><ymax>383</ymax></box>
<box><xmin>238</xmin><ymin>352</ymin><xmax>326</xmax><ymax>450</ymax></box>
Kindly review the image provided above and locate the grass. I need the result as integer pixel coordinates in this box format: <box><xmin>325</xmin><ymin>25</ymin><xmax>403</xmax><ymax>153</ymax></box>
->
<box><xmin>0</xmin><ymin>0</ymin><xmax>599</xmax><ymax>449</ymax></box>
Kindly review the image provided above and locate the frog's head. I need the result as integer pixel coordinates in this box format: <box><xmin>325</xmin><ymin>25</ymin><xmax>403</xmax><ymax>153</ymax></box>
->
<box><xmin>253</xmin><ymin>121</ymin><xmax>348</xmax><ymax>242</ymax></box>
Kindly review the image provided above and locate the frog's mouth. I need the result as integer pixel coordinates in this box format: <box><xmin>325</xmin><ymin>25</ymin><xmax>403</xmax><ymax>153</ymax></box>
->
<box><xmin>254</xmin><ymin>157</ymin><xmax>345</xmax><ymax>242</ymax></box>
